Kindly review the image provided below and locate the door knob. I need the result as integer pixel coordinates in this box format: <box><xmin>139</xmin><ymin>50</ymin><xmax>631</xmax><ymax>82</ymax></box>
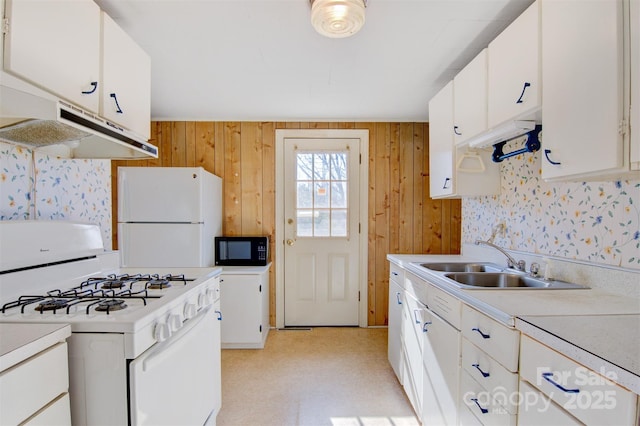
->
<box><xmin>286</xmin><ymin>239</ymin><xmax>295</xmax><ymax>246</ymax></box>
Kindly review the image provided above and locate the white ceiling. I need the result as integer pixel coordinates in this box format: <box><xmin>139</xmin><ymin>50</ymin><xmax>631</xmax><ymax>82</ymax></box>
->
<box><xmin>95</xmin><ymin>0</ymin><xmax>534</xmax><ymax>122</ymax></box>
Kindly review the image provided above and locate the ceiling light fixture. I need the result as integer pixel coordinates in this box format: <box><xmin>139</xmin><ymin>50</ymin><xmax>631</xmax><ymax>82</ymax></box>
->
<box><xmin>310</xmin><ymin>0</ymin><xmax>367</xmax><ymax>38</ymax></box>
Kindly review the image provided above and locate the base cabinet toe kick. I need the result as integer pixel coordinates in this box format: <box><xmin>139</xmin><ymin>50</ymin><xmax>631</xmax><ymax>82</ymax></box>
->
<box><xmin>387</xmin><ymin>259</ymin><xmax>639</xmax><ymax>426</ymax></box>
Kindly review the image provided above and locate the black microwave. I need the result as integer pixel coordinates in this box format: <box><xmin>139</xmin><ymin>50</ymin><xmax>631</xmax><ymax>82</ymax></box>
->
<box><xmin>214</xmin><ymin>236</ymin><xmax>269</xmax><ymax>266</ymax></box>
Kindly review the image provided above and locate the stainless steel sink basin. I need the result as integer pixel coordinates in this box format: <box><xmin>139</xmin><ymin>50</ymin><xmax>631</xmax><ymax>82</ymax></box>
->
<box><xmin>420</xmin><ymin>262</ymin><xmax>504</xmax><ymax>273</ymax></box>
<box><xmin>443</xmin><ymin>272</ymin><xmax>588</xmax><ymax>289</ymax></box>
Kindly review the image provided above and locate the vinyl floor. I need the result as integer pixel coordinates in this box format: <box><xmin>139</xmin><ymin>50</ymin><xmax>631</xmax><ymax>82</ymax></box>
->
<box><xmin>216</xmin><ymin>327</ymin><xmax>420</xmax><ymax>426</ymax></box>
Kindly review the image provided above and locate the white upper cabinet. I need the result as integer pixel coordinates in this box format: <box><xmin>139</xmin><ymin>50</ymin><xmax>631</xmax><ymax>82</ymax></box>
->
<box><xmin>3</xmin><ymin>0</ymin><xmax>101</xmax><ymax>112</ymax></box>
<box><xmin>487</xmin><ymin>0</ymin><xmax>541</xmax><ymax>128</ymax></box>
<box><xmin>429</xmin><ymin>82</ymin><xmax>455</xmax><ymax>198</ymax></box>
<box><xmin>454</xmin><ymin>49</ymin><xmax>488</xmax><ymax>145</ymax></box>
<box><xmin>429</xmin><ymin>81</ymin><xmax>500</xmax><ymax>199</ymax></box>
<box><xmin>541</xmin><ymin>0</ymin><xmax>638</xmax><ymax>181</ymax></box>
<box><xmin>630</xmin><ymin>0</ymin><xmax>639</xmax><ymax>171</ymax></box>
<box><xmin>101</xmin><ymin>13</ymin><xmax>151</xmax><ymax>139</ymax></box>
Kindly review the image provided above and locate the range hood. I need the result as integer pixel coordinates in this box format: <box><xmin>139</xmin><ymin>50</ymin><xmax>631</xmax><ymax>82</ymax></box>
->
<box><xmin>0</xmin><ymin>81</ymin><xmax>158</xmax><ymax>159</ymax></box>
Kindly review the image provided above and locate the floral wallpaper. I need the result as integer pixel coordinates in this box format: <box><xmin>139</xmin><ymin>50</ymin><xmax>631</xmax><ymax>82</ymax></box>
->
<box><xmin>463</xmin><ymin>144</ymin><xmax>640</xmax><ymax>270</ymax></box>
<box><xmin>0</xmin><ymin>142</ymin><xmax>112</xmax><ymax>249</ymax></box>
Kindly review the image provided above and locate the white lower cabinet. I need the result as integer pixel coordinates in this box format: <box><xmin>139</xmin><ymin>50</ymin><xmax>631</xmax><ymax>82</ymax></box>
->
<box><xmin>388</xmin><ymin>263</ymin><xmax>405</xmax><ymax>383</ymax></box>
<box><xmin>421</xmin><ymin>308</ymin><xmax>460</xmax><ymax>426</ymax></box>
<box><xmin>0</xmin><ymin>342</ymin><xmax>71</xmax><ymax>425</ymax></box>
<box><xmin>517</xmin><ymin>380</ymin><xmax>582</xmax><ymax>426</ymax></box>
<box><xmin>397</xmin><ymin>268</ymin><xmax>463</xmax><ymax>425</ymax></box>
<box><xmin>220</xmin><ymin>266</ymin><xmax>270</xmax><ymax>349</ymax></box>
<box><xmin>458</xmin><ymin>305</ymin><xmax>520</xmax><ymax>425</ymax></box>
<box><xmin>401</xmin><ymin>288</ymin><xmax>427</xmax><ymax>418</ymax></box>
<box><xmin>460</xmin><ymin>370</ymin><xmax>517</xmax><ymax>426</ymax></box>
<box><xmin>519</xmin><ymin>334</ymin><xmax>638</xmax><ymax>425</ymax></box>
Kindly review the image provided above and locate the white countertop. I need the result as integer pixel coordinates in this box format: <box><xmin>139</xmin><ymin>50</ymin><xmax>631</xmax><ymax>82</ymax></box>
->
<box><xmin>0</xmin><ymin>323</ymin><xmax>71</xmax><ymax>372</ymax></box>
<box><xmin>387</xmin><ymin>253</ymin><xmax>640</xmax><ymax>394</ymax></box>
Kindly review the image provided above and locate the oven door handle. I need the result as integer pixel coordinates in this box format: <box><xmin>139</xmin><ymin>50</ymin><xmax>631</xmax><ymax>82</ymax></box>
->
<box><xmin>143</xmin><ymin>305</ymin><xmax>212</xmax><ymax>372</ymax></box>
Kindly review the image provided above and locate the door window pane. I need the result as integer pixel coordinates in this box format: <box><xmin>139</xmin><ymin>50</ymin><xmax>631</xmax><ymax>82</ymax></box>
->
<box><xmin>295</xmin><ymin>151</ymin><xmax>349</xmax><ymax>237</ymax></box>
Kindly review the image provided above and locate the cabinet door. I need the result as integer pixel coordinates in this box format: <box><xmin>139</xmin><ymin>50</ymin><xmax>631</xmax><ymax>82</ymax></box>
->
<box><xmin>541</xmin><ymin>0</ymin><xmax>625</xmax><ymax>180</ymax></box>
<box><xmin>630</xmin><ymin>0</ymin><xmax>639</xmax><ymax>170</ymax></box>
<box><xmin>429</xmin><ymin>81</ymin><xmax>454</xmax><ymax>198</ymax></box>
<box><xmin>3</xmin><ymin>0</ymin><xmax>100</xmax><ymax>112</ymax></box>
<box><xmin>101</xmin><ymin>12</ymin><xmax>151</xmax><ymax>139</ymax></box>
<box><xmin>220</xmin><ymin>275</ymin><xmax>262</xmax><ymax>345</ymax></box>
<box><xmin>454</xmin><ymin>49</ymin><xmax>488</xmax><ymax>145</ymax></box>
<box><xmin>387</xmin><ymin>278</ymin><xmax>404</xmax><ymax>383</ymax></box>
<box><xmin>421</xmin><ymin>309</ymin><xmax>460</xmax><ymax>426</ymax></box>
<box><xmin>487</xmin><ymin>1</ymin><xmax>541</xmax><ymax>128</ymax></box>
<box><xmin>401</xmin><ymin>291</ymin><xmax>426</xmax><ymax>418</ymax></box>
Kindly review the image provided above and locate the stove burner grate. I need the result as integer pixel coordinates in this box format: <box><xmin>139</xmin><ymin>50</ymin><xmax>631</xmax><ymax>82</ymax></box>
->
<box><xmin>34</xmin><ymin>298</ymin><xmax>69</xmax><ymax>312</ymax></box>
<box><xmin>94</xmin><ymin>299</ymin><xmax>127</xmax><ymax>313</ymax></box>
<box><xmin>101</xmin><ymin>279</ymin><xmax>126</xmax><ymax>289</ymax></box>
<box><xmin>146</xmin><ymin>279</ymin><xmax>171</xmax><ymax>290</ymax></box>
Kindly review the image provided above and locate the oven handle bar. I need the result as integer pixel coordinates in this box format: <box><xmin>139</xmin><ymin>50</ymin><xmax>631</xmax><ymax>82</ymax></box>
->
<box><xmin>143</xmin><ymin>305</ymin><xmax>213</xmax><ymax>372</ymax></box>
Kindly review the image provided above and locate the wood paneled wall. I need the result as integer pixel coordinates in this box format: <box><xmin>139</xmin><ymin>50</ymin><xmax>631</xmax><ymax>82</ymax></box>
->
<box><xmin>112</xmin><ymin>121</ymin><xmax>461</xmax><ymax>327</ymax></box>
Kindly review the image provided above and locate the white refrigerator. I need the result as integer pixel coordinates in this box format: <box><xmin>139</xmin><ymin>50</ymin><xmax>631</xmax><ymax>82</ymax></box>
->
<box><xmin>117</xmin><ymin>167</ymin><xmax>222</xmax><ymax>267</ymax></box>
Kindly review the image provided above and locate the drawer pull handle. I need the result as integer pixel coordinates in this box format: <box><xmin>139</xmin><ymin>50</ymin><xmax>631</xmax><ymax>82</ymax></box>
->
<box><xmin>392</xmin><ymin>271</ymin><xmax>398</xmax><ymax>276</ymax></box>
<box><xmin>413</xmin><ymin>309</ymin><xmax>421</xmax><ymax>324</ymax></box>
<box><xmin>442</xmin><ymin>177</ymin><xmax>451</xmax><ymax>189</ymax></box>
<box><xmin>470</xmin><ymin>398</ymin><xmax>488</xmax><ymax>414</ymax></box>
<box><xmin>215</xmin><ymin>310</ymin><xmax>222</xmax><ymax>320</ymax></box>
<box><xmin>396</xmin><ymin>292</ymin><xmax>402</xmax><ymax>305</ymax></box>
<box><xmin>472</xmin><ymin>363</ymin><xmax>490</xmax><ymax>378</ymax></box>
<box><xmin>422</xmin><ymin>321</ymin><xmax>432</xmax><ymax>332</ymax></box>
<box><xmin>454</xmin><ymin>125</ymin><xmax>462</xmax><ymax>136</ymax></box>
<box><xmin>542</xmin><ymin>372</ymin><xmax>580</xmax><ymax>393</ymax></box>
<box><xmin>472</xmin><ymin>327</ymin><xmax>490</xmax><ymax>339</ymax></box>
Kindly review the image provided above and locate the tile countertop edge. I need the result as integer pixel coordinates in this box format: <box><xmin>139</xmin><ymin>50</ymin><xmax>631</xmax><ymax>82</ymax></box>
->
<box><xmin>0</xmin><ymin>323</ymin><xmax>72</xmax><ymax>371</ymax></box>
<box><xmin>515</xmin><ymin>317</ymin><xmax>640</xmax><ymax>395</ymax></box>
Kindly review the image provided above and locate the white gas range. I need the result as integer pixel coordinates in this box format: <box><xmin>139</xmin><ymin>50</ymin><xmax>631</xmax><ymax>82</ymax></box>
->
<box><xmin>0</xmin><ymin>220</ymin><xmax>223</xmax><ymax>425</ymax></box>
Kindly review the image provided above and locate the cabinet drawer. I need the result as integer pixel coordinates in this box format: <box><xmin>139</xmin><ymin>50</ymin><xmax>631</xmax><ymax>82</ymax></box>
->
<box><xmin>461</xmin><ymin>338</ymin><xmax>519</xmax><ymax>414</ymax></box>
<box><xmin>520</xmin><ymin>335</ymin><xmax>637</xmax><ymax>426</ymax></box>
<box><xmin>24</xmin><ymin>393</ymin><xmax>71</xmax><ymax>426</ymax></box>
<box><xmin>404</xmin><ymin>272</ymin><xmax>428</xmax><ymax>305</ymax></box>
<box><xmin>461</xmin><ymin>305</ymin><xmax>519</xmax><ymax>372</ymax></box>
<box><xmin>460</xmin><ymin>370</ymin><xmax>517</xmax><ymax>426</ymax></box>
<box><xmin>517</xmin><ymin>380</ymin><xmax>581</xmax><ymax>426</ymax></box>
<box><xmin>389</xmin><ymin>263</ymin><xmax>404</xmax><ymax>287</ymax></box>
<box><xmin>427</xmin><ymin>284</ymin><xmax>461</xmax><ymax>329</ymax></box>
<box><xmin>0</xmin><ymin>342</ymin><xmax>69</xmax><ymax>425</ymax></box>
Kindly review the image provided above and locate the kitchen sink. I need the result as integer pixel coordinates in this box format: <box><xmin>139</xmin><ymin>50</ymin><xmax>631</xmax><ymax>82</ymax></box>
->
<box><xmin>420</xmin><ymin>262</ymin><xmax>504</xmax><ymax>273</ymax></box>
<box><xmin>443</xmin><ymin>272</ymin><xmax>588</xmax><ymax>290</ymax></box>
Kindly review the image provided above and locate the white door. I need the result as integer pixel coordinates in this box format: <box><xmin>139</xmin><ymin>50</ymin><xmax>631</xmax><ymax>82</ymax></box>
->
<box><xmin>283</xmin><ymin>137</ymin><xmax>361</xmax><ymax>326</ymax></box>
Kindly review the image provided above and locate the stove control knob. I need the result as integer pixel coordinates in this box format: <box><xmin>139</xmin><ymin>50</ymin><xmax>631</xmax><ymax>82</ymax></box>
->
<box><xmin>184</xmin><ymin>302</ymin><xmax>198</xmax><ymax>320</ymax></box>
<box><xmin>154</xmin><ymin>321</ymin><xmax>171</xmax><ymax>342</ymax></box>
<box><xmin>206</xmin><ymin>288</ymin><xmax>217</xmax><ymax>303</ymax></box>
<box><xmin>169</xmin><ymin>313</ymin><xmax>183</xmax><ymax>332</ymax></box>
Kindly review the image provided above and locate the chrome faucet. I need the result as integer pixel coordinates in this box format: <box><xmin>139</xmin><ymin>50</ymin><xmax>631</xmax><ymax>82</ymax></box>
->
<box><xmin>475</xmin><ymin>240</ymin><xmax>526</xmax><ymax>271</ymax></box>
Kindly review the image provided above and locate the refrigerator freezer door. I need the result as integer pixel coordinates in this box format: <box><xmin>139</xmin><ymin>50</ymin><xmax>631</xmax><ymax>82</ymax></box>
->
<box><xmin>119</xmin><ymin>223</ymin><xmax>211</xmax><ymax>267</ymax></box>
<box><xmin>118</xmin><ymin>167</ymin><xmax>207</xmax><ymax>223</ymax></box>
